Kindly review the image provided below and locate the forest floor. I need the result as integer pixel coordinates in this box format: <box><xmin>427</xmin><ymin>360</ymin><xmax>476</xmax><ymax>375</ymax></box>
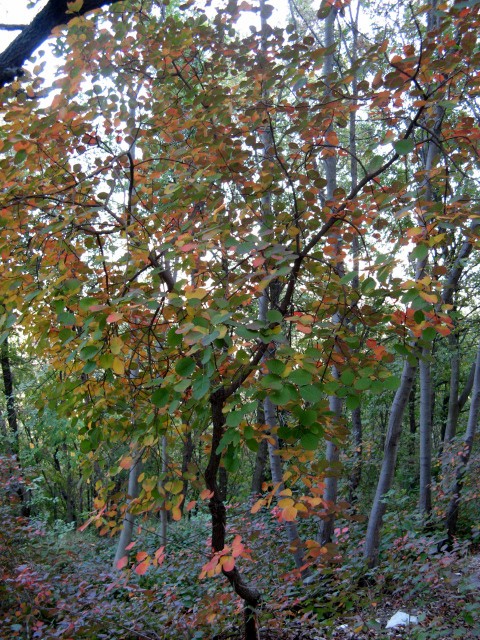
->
<box><xmin>1</xmin><ymin>461</ymin><xmax>479</xmax><ymax>640</ymax></box>
<box><xmin>1</xmin><ymin>509</ymin><xmax>479</xmax><ymax>640</ymax></box>
<box><xmin>243</xmin><ymin>551</ymin><xmax>480</xmax><ymax>640</ymax></box>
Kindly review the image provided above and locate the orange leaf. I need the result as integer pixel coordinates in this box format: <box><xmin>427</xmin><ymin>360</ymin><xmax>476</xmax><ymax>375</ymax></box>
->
<box><xmin>119</xmin><ymin>456</ymin><xmax>133</xmax><ymax>470</ymax></box>
<box><xmin>116</xmin><ymin>556</ymin><xmax>128</xmax><ymax>570</ymax></box>
<box><xmin>282</xmin><ymin>505</ymin><xmax>298</xmax><ymax>522</ymax></box>
<box><xmin>136</xmin><ymin>551</ymin><xmax>148</xmax><ymax>562</ymax></box>
<box><xmin>251</xmin><ymin>498</ymin><xmax>265</xmax><ymax>514</ymax></box>
<box><xmin>200</xmin><ymin>489</ymin><xmax>214</xmax><ymax>500</ymax></box>
<box><xmin>172</xmin><ymin>506</ymin><xmax>182</xmax><ymax>521</ymax></box>
<box><xmin>125</xmin><ymin>541</ymin><xmax>136</xmax><ymax>551</ymax></box>
<box><xmin>186</xmin><ymin>500</ymin><xmax>197</xmax><ymax>511</ymax></box>
<box><xmin>325</xmin><ymin>130</ymin><xmax>339</xmax><ymax>146</ymax></box>
<box><xmin>134</xmin><ymin>559</ymin><xmax>150</xmax><ymax>575</ymax></box>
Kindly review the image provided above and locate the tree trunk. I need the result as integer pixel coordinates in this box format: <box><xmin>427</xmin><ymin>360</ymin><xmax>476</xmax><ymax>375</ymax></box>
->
<box><xmin>318</xmin><ymin>3</ymin><xmax>341</xmax><ymax>546</ymax></box>
<box><xmin>445</xmin><ymin>341</ymin><xmax>480</xmax><ymax>541</ymax></box>
<box><xmin>206</xmin><ymin>393</ymin><xmax>261</xmax><ymax>640</ymax></box>
<box><xmin>419</xmin><ymin>348</ymin><xmax>433</xmax><ymax>515</ymax></box>
<box><xmin>159</xmin><ymin>435</ymin><xmax>168</xmax><ymax>547</ymax></box>
<box><xmin>113</xmin><ymin>449</ymin><xmax>143</xmax><ymax>569</ymax></box>
<box><xmin>348</xmin><ymin>405</ymin><xmax>363</xmax><ymax>504</ymax></box>
<box><xmin>251</xmin><ymin>402</ymin><xmax>268</xmax><ymax>495</ymax></box>
<box><xmin>1</xmin><ymin>337</ymin><xmax>19</xmax><ymax>455</ymax></box>
<box><xmin>364</xmin><ymin>359</ymin><xmax>417</xmax><ymax>567</ymax></box>
<box><xmin>180</xmin><ymin>431</ymin><xmax>193</xmax><ymax>514</ymax></box>
<box><xmin>264</xmin><ymin>396</ymin><xmax>307</xmax><ymax>574</ymax></box>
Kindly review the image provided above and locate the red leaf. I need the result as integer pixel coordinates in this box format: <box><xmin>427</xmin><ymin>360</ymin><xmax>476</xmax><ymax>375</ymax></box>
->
<box><xmin>116</xmin><ymin>556</ymin><xmax>128</xmax><ymax>570</ymax></box>
<box><xmin>106</xmin><ymin>312</ymin><xmax>123</xmax><ymax>324</ymax></box>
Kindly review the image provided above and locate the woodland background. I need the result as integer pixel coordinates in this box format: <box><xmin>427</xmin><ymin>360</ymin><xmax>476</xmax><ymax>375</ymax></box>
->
<box><xmin>0</xmin><ymin>0</ymin><xmax>479</xmax><ymax>638</ymax></box>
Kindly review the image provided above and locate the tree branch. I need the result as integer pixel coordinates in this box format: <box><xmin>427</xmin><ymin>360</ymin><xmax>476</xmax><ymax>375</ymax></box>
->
<box><xmin>0</xmin><ymin>0</ymin><xmax>124</xmax><ymax>87</ymax></box>
<box><xmin>0</xmin><ymin>24</ymin><xmax>28</xmax><ymax>31</ymax></box>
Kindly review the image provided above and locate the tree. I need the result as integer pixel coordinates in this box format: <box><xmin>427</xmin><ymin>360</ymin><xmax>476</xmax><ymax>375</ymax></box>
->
<box><xmin>0</xmin><ymin>0</ymin><xmax>479</xmax><ymax>636</ymax></box>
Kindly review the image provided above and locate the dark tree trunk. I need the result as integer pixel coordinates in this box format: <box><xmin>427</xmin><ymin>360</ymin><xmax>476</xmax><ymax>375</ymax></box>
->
<box><xmin>0</xmin><ymin>0</ymin><xmax>124</xmax><ymax>87</ymax></box>
<box><xmin>445</xmin><ymin>342</ymin><xmax>480</xmax><ymax>542</ymax></box>
<box><xmin>1</xmin><ymin>338</ymin><xmax>19</xmax><ymax>455</ymax></box>
<box><xmin>206</xmin><ymin>393</ymin><xmax>261</xmax><ymax>640</ymax></box>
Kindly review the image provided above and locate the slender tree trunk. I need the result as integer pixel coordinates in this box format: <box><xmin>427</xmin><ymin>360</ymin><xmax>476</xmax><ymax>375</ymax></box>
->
<box><xmin>346</xmin><ymin>3</ymin><xmax>362</xmax><ymax>507</ymax></box>
<box><xmin>318</xmin><ymin>3</ymin><xmax>342</xmax><ymax>546</ymax></box>
<box><xmin>348</xmin><ymin>405</ymin><xmax>363</xmax><ymax>504</ymax></box>
<box><xmin>263</xmin><ymin>396</ymin><xmax>307</xmax><ymax>573</ymax></box>
<box><xmin>364</xmin><ymin>359</ymin><xmax>417</xmax><ymax>566</ymax></box>
<box><xmin>113</xmin><ymin>449</ymin><xmax>143</xmax><ymax>568</ymax></box>
<box><xmin>180</xmin><ymin>431</ymin><xmax>193</xmax><ymax>514</ymax></box>
<box><xmin>445</xmin><ymin>341</ymin><xmax>480</xmax><ymax>541</ymax></box>
<box><xmin>251</xmin><ymin>402</ymin><xmax>268</xmax><ymax>495</ymax></box>
<box><xmin>419</xmin><ymin>348</ymin><xmax>433</xmax><ymax>515</ymax></box>
<box><xmin>257</xmin><ymin>0</ymin><xmax>308</xmax><ymax>578</ymax></box>
<box><xmin>159</xmin><ymin>434</ymin><xmax>168</xmax><ymax>547</ymax></box>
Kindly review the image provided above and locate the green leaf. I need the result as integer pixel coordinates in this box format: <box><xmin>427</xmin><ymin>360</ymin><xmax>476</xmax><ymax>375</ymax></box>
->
<box><xmin>261</xmin><ymin>373</ymin><xmax>283</xmax><ymax>390</ymax></box>
<box><xmin>216</xmin><ymin>430</ymin><xmax>240</xmax><ymax>455</ymax></box>
<box><xmin>79</xmin><ymin>297</ymin><xmax>97</xmax><ymax>311</ymax></box>
<box><xmin>167</xmin><ymin>328</ymin><xmax>183</xmax><ymax>347</ymax></box>
<box><xmin>269</xmin><ymin>387</ymin><xmax>291</xmax><ymax>405</ymax></box>
<box><xmin>354</xmin><ymin>377</ymin><xmax>371</xmax><ymax>391</ymax></box>
<box><xmin>99</xmin><ymin>353</ymin><xmax>114</xmax><ymax>369</ymax></box>
<box><xmin>57</xmin><ymin>311</ymin><xmax>76</xmax><ymax>325</ymax></box>
<box><xmin>288</xmin><ymin>369</ymin><xmax>312</xmax><ymax>386</ymax></box>
<box><xmin>383</xmin><ymin>375</ymin><xmax>401</xmax><ymax>391</ymax></box>
<box><xmin>297</xmin><ymin>408</ymin><xmax>317</xmax><ymax>427</ymax></box>
<box><xmin>422</xmin><ymin>327</ymin><xmax>436</xmax><ymax>341</ymax></box>
<box><xmin>393</xmin><ymin>139</ymin><xmax>415</xmax><ymax>155</ymax></box>
<box><xmin>340</xmin><ymin>370</ymin><xmax>355</xmax><ymax>386</ymax></box>
<box><xmin>300</xmin><ymin>384</ymin><xmax>322</xmax><ymax>403</ymax></box>
<box><xmin>301</xmin><ymin>432</ymin><xmax>320</xmax><ymax>450</ymax></box>
<box><xmin>367</xmin><ymin>155</ymin><xmax>384</xmax><ymax>174</ymax></box>
<box><xmin>192</xmin><ymin>376</ymin><xmax>210</xmax><ymax>399</ymax></box>
<box><xmin>82</xmin><ymin>361</ymin><xmax>97</xmax><ymax>374</ymax></box>
<box><xmin>80</xmin><ymin>345</ymin><xmax>100</xmax><ymax>361</ymax></box>
<box><xmin>79</xmin><ymin>439</ymin><xmax>92</xmax><ymax>453</ymax></box>
<box><xmin>223</xmin><ymin>445</ymin><xmax>240</xmax><ymax>473</ymax></box>
<box><xmin>225</xmin><ymin>409</ymin><xmax>246</xmax><ymax>428</ymax></box>
<box><xmin>152</xmin><ymin>387</ymin><xmax>169</xmax><ymax>408</ymax></box>
<box><xmin>175</xmin><ymin>357</ymin><xmax>196</xmax><ymax>377</ymax></box>
<box><xmin>346</xmin><ymin>395</ymin><xmax>360</xmax><ymax>410</ymax></box>
<box><xmin>267</xmin><ymin>309</ymin><xmax>283</xmax><ymax>323</ymax></box>
<box><xmin>414</xmin><ymin>309</ymin><xmax>425</xmax><ymax>324</ymax></box>
<box><xmin>361</xmin><ymin>277</ymin><xmax>376</xmax><ymax>294</ymax></box>
<box><xmin>411</xmin><ymin>244</ymin><xmax>428</xmax><ymax>261</ymax></box>
<box><xmin>266</xmin><ymin>359</ymin><xmax>286</xmax><ymax>376</ymax></box>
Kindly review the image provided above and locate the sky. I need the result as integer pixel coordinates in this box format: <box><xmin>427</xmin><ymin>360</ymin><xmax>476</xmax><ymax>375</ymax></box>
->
<box><xmin>0</xmin><ymin>0</ymin><xmax>291</xmax><ymax>53</ymax></box>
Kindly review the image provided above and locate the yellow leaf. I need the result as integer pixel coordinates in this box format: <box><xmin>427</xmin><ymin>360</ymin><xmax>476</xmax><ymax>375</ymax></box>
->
<box><xmin>112</xmin><ymin>357</ymin><xmax>125</xmax><ymax>375</ymax></box>
<box><xmin>221</xmin><ymin>555</ymin><xmax>235</xmax><ymax>572</ymax></box>
<box><xmin>110</xmin><ymin>337</ymin><xmax>123</xmax><ymax>355</ymax></box>
<box><xmin>67</xmin><ymin>0</ymin><xmax>84</xmax><ymax>13</ymax></box>
<box><xmin>186</xmin><ymin>288</ymin><xmax>208</xmax><ymax>300</ymax></box>
<box><xmin>278</xmin><ymin>498</ymin><xmax>295</xmax><ymax>508</ymax></box>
